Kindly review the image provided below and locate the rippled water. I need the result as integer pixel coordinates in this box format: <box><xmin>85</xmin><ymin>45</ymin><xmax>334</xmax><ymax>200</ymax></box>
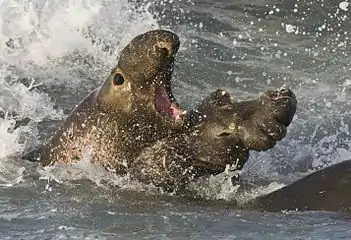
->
<box><xmin>0</xmin><ymin>0</ymin><xmax>350</xmax><ymax>239</ymax></box>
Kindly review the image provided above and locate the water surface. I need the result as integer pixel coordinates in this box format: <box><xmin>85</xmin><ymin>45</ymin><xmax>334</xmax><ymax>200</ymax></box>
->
<box><xmin>0</xmin><ymin>0</ymin><xmax>350</xmax><ymax>239</ymax></box>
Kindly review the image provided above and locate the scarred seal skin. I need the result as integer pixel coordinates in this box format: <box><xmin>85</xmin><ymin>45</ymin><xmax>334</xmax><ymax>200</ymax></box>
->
<box><xmin>37</xmin><ymin>30</ymin><xmax>186</xmax><ymax>173</ymax></box>
<box><xmin>185</xmin><ymin>88</ymin><xmax>297</xmax><ymax>174</ymax></box>
<box><xmin>128</xmin><ymin>87</ymin><xmax>297</xmax><ymax>191</ymax></box>
<box><xmin>32</xmin><ymin>29</ymin><xmax>297</xmax><ymax>192</ymax></box>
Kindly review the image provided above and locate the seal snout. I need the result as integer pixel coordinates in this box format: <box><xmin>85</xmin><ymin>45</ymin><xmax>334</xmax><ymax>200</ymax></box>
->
<box><xmin>154</xmin><ymin>42</ymin><xmax>173</xmax><ymax>57</ymax></box>
<box><xmin>153</xmin><ymin>36</ymin><xmax>179</xmax><ymax>58</ymax></box>
<box><xmin>268</xmin><ymin>88</ymin><xmax>296</xmax><ymax>101</ymax></box>
<box><xmin>114</xmin><ymin>29</ymin><xmax>184</xmax><ymax>121</ymax></box>
<box><xmin>152</xmin><ymin>30</ymin><xmax>180</xmax><ymax>57</ymax></box>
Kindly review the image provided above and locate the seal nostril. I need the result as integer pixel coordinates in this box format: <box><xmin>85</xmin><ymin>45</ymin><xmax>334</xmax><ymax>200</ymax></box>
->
<box><xmin>154</xmin><ymin>46</ymin><xmax>170</xmax><ymax>57</ymax></box>
<box><xmin>154</xmin><ymin>41</ymin><xmax>172</xmax><ymax>57</ymax></box>
<box><xmin>160</xmin><ymin>47</ymin><xmax>170</xmax><ymax>56</ymax></box>
<box><xmin>217</xmin><ymin>132</ymin><xmax>232</xmax><ymax>138</ymax></box>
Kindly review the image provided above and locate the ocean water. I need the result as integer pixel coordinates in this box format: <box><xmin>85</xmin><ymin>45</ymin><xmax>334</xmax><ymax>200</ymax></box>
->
<box><xmin>0</xmin><ymin>0</ymin><xmax>350</xmax><ymax>239</ymax></box>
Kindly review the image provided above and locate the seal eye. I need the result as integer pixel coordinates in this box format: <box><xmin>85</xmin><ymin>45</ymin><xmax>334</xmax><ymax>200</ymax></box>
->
<box><xmin>113</xmin><ymin>74</ymin><xmax>125</xmax><ymax>86</ymax></box>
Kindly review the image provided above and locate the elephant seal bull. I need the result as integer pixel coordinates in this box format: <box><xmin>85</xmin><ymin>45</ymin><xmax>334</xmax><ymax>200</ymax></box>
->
<box><xmin>29</xmin><ymin>29</ymin><xmax>297</xmax><ymax>191</ymax></box>
<box><xmin>36</xmin><ymin>29</ymin><xmax>185</xmax><ymax>171</ymax></box>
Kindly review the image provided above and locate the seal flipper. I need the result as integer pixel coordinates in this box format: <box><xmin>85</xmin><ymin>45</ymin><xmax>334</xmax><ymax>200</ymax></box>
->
<box><xmin>247</xmin><ymin>159</ymin><xmax>351</xmax><ymax>212</ymax></box>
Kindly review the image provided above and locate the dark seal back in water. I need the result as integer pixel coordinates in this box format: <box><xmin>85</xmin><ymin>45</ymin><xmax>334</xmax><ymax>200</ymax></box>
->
<box><xmin>248</xmin><ymin>160</ymin><xmax>351</xmax><ymax>212</ymax></box>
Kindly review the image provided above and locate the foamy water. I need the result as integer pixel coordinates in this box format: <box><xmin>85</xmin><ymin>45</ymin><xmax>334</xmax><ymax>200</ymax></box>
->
<box><xmin>0</xmin><ymin>0</ymin><xmax>350</xmax><ymax>239</ymax></box>
<box><xmin>0</xmin><ymin>0</ymin><xmax>350</xmax><ymax>199</ymax></box>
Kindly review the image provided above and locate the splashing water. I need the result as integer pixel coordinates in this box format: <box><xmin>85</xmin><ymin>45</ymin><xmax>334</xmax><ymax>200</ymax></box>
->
<box><xmin>0</xmin><ymin>0</ymin><xmax>351</xmax><ymax>239</ymax></box>
<box><xmin>0</xmin><ymin>0</ymin><xmax>250</xmax><ymax>201</ymax></box>
<box><xmin>0</xmin><ymin>0</ymin><xmax>162</xmax><ymax>189</ymax></box>
<box><xmin>0</xmin><ymin>0</ymin><xmax>350</xmax><ymax>204</ymax></box>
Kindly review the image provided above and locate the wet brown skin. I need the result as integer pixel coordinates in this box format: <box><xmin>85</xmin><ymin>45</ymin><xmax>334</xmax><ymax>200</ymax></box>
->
<box><xmin>115</xmin><ymin>86</ymin><xmax>297</xmax><ymax>191</ymax></box>
<box><xmin>38</xmin><ymin>30</ymin><xmax>185</xmax><ymax>173</ymax></box>
<box><xmin>34</xmin><ymin>29</ymin><xmax>297</xmax><ymax>192</ymax></box>
<box><xmin>184</xmin><ymin>88</ymin><xmax>297</xmax><ymax>174</ymax></box>
<box><xmin>246</xmin><ymin>159</ymin><xmax>351</xmax><ymax>213</ymax></box>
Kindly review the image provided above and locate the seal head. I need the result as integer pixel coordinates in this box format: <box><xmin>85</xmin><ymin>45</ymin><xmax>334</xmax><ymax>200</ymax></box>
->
<box><xmin>97</xmin><ymin>30</ymin><xmax>184</xmax><ymax>126</ymax></box>
<box><xmin>184</xmin><ymin>87</ymin><xmax>297</xmax><ymax>177</ymax></box>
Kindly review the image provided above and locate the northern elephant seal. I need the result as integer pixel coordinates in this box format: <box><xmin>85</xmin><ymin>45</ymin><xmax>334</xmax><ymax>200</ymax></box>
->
<box><xmin>37</xmin><ymin>29</ymin><xmax>186</xmax><ymax>171</ymax></box>
<box><xmin>29</xmin><ymin>29</ymin><xmax>297</xmax><ymax>191</ymax></box>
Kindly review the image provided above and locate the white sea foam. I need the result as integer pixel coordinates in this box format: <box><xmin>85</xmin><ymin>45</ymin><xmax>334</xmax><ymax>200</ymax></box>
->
<box><xmin>0</xmin><ymin>0</ymin><xmax>350</xmax><ymax>202</ymax></box>
<box><xmin>0</xmin><ymin>0</ymin><xmax>159</xmax><ymax>187</ymax></box>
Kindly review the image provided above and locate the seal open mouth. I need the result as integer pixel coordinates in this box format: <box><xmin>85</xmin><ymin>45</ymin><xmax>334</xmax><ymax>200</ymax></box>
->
<box><xmin>155</xmin><ymin>85</ymin><xmax>185</xmax><ymax>121</ymax></box>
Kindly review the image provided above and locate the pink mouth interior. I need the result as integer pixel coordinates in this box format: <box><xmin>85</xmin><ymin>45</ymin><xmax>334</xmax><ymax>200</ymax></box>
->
<box><xmin>155</xmin><ymin>85</ymin><xmax>184</xmax><ymax>120</ymax></box>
